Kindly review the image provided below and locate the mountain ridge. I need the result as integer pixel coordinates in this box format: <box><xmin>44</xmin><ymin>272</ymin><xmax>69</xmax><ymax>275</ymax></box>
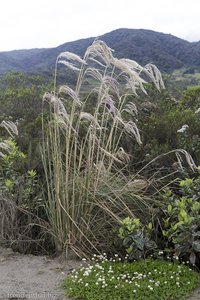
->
<box><xmin>0</xmin><ymin>28</ymin><xmax>200</xmax><ymax>76</ymax></box>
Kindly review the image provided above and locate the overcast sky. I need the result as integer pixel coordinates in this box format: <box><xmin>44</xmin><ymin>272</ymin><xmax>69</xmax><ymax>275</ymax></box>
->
<box><xmin>1</xmin><ymin>0</ymin><xmax>200</xmax><ymax>51</ymax></box>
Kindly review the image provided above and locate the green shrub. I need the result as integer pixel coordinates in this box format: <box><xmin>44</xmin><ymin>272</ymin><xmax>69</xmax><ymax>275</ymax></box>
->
<box><xmin>134</xmin><ymin>85</ymin><xmax>200</xmax><ymax>167</ymax></box>
<box><xmin>140</xmin><ymin>107</ymin><xmax>200</xmax><ymax>164</ymax></box>
<box><xmin>161</xmin><ymin>176</ymin><xmax>200</xmax><ymax>265</ymax></box>
<box><xmin>181</xmin><ymin>85</ymin><xmax>200</xmax><ymax>110</ymax></box>
<box><xmin>0</xmin><ymin>72</ymin><xmax>49</xmax><ymax>169</ymax></box>
<box><xmin>117</xmin><ymin>172</ymin><xmax>200</xmax><ymax>267</ymax></box>
<box><xmin>0</xmin><ymin>121</ymin><xmax>49</xmax><ymax>253</ymax></box>
<box><xmin>118</xmin><ymin>217</ymin><xmax>157</xmax><ymax>260</ymax></box>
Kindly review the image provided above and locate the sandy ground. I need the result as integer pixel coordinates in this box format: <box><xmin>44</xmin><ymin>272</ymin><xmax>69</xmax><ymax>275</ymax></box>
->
<box><xmin>0</xmin><ymin>246</ymin><xmax>81</xmax><ymax>300</ymax></box>
<box><xmin>188</xmin><ymin>288</ymin><xmax>200</xmax><ymax>300</ymax></box>
<box><xmin>0</xmin><ymin>246</ymin><xmax>199</xmax><ymax>300</ymax></box>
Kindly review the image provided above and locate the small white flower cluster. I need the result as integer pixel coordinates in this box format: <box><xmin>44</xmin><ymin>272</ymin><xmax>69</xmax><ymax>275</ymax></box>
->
<box><xmin>67</xmin><ymin>254</ymin><xmax>195</xmax><ymax>296</ymax></box>
<box><xmin>177</xmin><ymin>124</ymin><xmax>189</xmax><ymax>133</ymax></box>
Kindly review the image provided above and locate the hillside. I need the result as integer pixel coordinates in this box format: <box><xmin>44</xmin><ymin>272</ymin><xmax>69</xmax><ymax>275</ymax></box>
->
<box><xmin>0</xmin><ymin>28</ymin><xmax>200</xmax><ymax>76</ymax></box>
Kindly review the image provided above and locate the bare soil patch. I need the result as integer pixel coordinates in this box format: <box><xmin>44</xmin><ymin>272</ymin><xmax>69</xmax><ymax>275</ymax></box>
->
<box><xmin>0</xmin><ymin>246</ymin><xmax>80</xmax><ymax>300</ymax></box>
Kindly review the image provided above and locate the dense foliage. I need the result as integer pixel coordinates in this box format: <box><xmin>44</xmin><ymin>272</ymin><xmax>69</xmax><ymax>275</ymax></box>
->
<box><xmin>0</xmin><ymin>41</ymin><xmax>200</xmax><ymax>265</ymax></box>
<box><xmin>1</xmin><ymin>40</ymin><xmax>200</xmax><ymax>299</ymax></box>
<box><xmin>133</xmin><ymin>85</ymin><xmax>200</xmax><ymax>170</ymax></box>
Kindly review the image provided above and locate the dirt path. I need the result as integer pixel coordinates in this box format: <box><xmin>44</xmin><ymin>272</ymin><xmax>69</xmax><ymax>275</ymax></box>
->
<box><xmin>0</xmin><ymin>246</ymin><xmax>199</xmax><ymax>300</ymax></box>
<box><xmin>0</xmin><ymin>247</ymin><xmax>81</xmax><ymax>300</ymax></box>
<box><xmin>188</xmin><ymin>288</ymin><xmax>200</xmax><ymax>300</ymax></box>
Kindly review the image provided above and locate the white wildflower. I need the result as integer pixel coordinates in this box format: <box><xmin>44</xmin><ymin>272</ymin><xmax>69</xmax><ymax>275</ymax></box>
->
<box><xmin>177</xmin><ymin>124</ymin><xmax>189</xmax><ymax>133</ymax></box>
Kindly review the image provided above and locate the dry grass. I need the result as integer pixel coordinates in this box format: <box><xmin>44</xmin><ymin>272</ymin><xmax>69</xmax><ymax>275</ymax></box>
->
<box><xmin>42</xmin><ymin>40</ymin><xmax>166</xmax><ymax>257</ymax></box>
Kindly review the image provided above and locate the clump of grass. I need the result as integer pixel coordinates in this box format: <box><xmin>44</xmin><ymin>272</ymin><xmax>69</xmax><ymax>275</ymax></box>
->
<box><xmin>63</xmin><ymin>255</ymin><xmax>199</xmax><ymax>300</ymax></box>
<box><xmin>42</xmin><ymin>40</ymin><xmax>166</xmax><ymax>257</ymax></box>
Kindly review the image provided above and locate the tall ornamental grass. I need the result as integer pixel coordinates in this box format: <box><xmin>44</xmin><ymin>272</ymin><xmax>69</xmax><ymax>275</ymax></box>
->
<box><xmin>42</xmin><ymin>40</ymin><xmax>165</xmax><ymax>257</ymax></box>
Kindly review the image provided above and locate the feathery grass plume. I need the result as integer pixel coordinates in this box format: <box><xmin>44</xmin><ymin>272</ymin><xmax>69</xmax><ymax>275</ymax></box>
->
<box><xmin>85</xmin><ymin>40</ymin><xmax>114</xmax><ymax>66</ymax></box>
<box><xmin>58</xmin><ymin>51</ymin><xmax>87</xmax><ymax>65</ymax></box>
<box><xmin>0</xmin><ymin>121</ymin><xmax>18</xmax><ymax>138</ymax></box>
<box><xmin>175</xmin><ymin>149</ymin><xmax>197</xmax><ymax>172</ymax></box>
<box><xmin>43</xmin><ymin>92</ymin><xmax>68</xmax><ymax>117</ymax></box>
<box><xmin>116</xmin><ymin>147</ymin><xmax>131</xmax><ymax>164</ymax></box>
<box><xmin>100</xmin><ymin>94</ymin><xmax>120</xmax><ymax>118</ymax></box>
<box><xmin>143</xmin><ymin>63</ymin><xmax>165</xmax><ymax>90</ymax></box>
<box><xmin>111</xmin><ymin>58</ymin><xmax>147</xmax><ymax>95</ymax></box>
<box><xmin>102</xmin><ymin>76</ymin><xmax>120</xmax><ymax>97</ymax></box>
<box><xmin>124</xmin><ymin>121</ymin><xmax>142</xmax><ymax>145</ymax></box>
<box><xmin>126</xmin><ymin>74</ymin><xmax>148</xmax><ymax>95</ymax></box>
<box><xmin>42</xmin><ymin>40</ymin><xmax>165</xmax><ymax>257</ymax></box>
<box><xmin>54</xmin><ymin>52</ymin><xmax>86</xmax><ymax>91</ymax></box>
<box><xmin>120</xmin><ymin>58</ymin><xmax>144</xmax><ymax>72</ymax></box>
<box><xmin>59</xmin><ymin>86</ymin><xmax>81</xmax><ymax>106</ymax></box>
<box><xmin>0</xmin><ymin>121</ymin><xmax>18</xmax><ymax>156</ymax></box>
<box><xmin>137</xmin><ymin>149</ymin><xmax>197</xmax><ymax>179</ymax></box>
<box><xmin>122</xmin><ymin>102</ymin><xmax>138</xmax><ymax>116</ymax></box>
<box><xmin>57</xmin><ymin>52</ymin><xmax>86</xmax><ymax>74</ymax></box>
<box><xmin>84</xmin><ymin>67</ymin><xmax>103</xmax><ymax>82</ymax></box>
<box><xmin>0</xmin><ymin>141</ymin><xmax>11</xmax><ymax>157</ymax></box>
<box><xmin>0</xmin><ymin>141</ymin><xmax>10</xmax><ymax>151</ymax></box>
<box><xmin>58</xmin><ymin>60</ymin><xmax>81</xmax><ymax>72</ymax></box>
<box><xmin>80</xmin><ymin>112</ymin><xmax>101</xmax><ymax>129</ymax></box>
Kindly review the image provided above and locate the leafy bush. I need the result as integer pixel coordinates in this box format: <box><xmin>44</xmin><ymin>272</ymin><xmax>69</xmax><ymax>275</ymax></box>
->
<box><xmin>0</xmin><ymin>135</ymin><xmax>41</xmax><ymax>212</ymax></box>
<box><xmin>117</xmin><ymin>172</ymin><xmax>200</xmax><ymax>268</ymax></box>
<box><xmin>0</xmin><ymin>72</ymin><xmax>49</xmax><ymax>169</ymax></box>
<box><xmin>134</xmin><ymin>85</ymin><xmax>200</xmax><ymax>167</ymax></box>
<box><xmin>181</xmin><ymin>85</ymin><xmax>200</xmax><ymax>110</ymax></box>
<box><xmin>118</xmin><ymin>217</ymin><xmax>157</xmax><ymax>260</ymax></box>
<box><xmin>0</xmin><ymin>121</ymin><xmax>50</xmax><ymax>253</ymax></box>
<box><xmin>161</xmin><ymin>176</ymin><xmax>200</xmax><ymax>266</ymax></box>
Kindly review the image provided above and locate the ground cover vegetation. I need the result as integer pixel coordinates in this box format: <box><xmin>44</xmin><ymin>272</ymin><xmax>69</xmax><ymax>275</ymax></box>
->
<box><xmin>63</xmin><ymin>255</ymin><xmax>199</xmax><ymax>300</ymax></box>
<box><xmin>0</xmin><ymin>40</ymin><xmax>200</xmax><ymax>299</ymax></box>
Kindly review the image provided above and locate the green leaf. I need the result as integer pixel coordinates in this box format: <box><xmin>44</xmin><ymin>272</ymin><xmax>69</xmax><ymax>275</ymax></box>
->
<box><xmin>193</xmin><ymin>231</ymin><xmax>200</xmax><ymax>238</ymax></box>
<box><xmin>127</xmin><ymin>224</ymin><xmax>135</xmax><ymax>232</ymax></box>
<box><xmin>147</xmin><ymin>222</ymin><xmax>153</xmax><ymax>230</ymax></box>
<box><xmin>133</xmin><ymin>237</ymin><xmax>144</xmax><ymax>251</ymax></box>
<box><xmin>118</xmin><ymin>227</ymin><xmax>124</xmax><ymax>238</ymax></box>
<box><xmin>167</xmin><ymin>204</ymin><xmax>173</xmax><ymax>214</ymax></box>
<box><xmin>180</xmin><ymin>178</ymin><xmax>193</xmax><ymax>188</ymax></box>
<box><xmin>126</xmin><ymin>245</ymin><xmax>133</xmax><ymax>254</ymax></box>
<box><xmin>145</xmin><ymin>240</ymin><xmax>157</xmax><ymax>250</ymax></box>
<box><xmin>171</xmin><ymin>223</ymin><xmax>178</xmax><ymax>231</ymax></box>
<box><xmin>189</xmin><ymin>252</ymin><xmax>196</xmax><ymax>265</ymax></box>
<box><xmin>178</xmin><ymin>209</ymin><xmax>187</xmax><ymax>222</ymax></box>
<box><xmin>27</xmin><ymin>169</ymin><xmax>36</xmax><ymax>178</ymax></box>
<box><xmin>192</xmin><ymin>240</ymin><xmax>200</xmax><ymax>252</ymax></box>
<box><xmin>123</xmin><ymin>236</ymin><xmax>132</xmax><ymax>247</ymax></box>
